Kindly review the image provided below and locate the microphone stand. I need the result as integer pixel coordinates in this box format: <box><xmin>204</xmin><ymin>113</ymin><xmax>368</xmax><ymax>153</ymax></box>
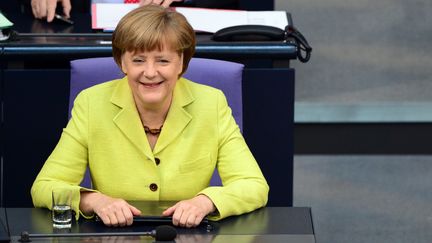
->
<box><xmin>19</xmin><ymin>224</ymin><xmax>177</xmax><ymax>242</ymax></box>
<box><xmin>20</xmin><ymin>231</ymin><xmax>157</xmax><ymax>241</ymax></box>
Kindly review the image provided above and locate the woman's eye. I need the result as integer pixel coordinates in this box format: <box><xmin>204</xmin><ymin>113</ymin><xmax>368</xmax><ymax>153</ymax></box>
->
<box><xmin>158</xmin><ymin>59</ymin><xmax>169</xmax><ymax>64</ymax></box>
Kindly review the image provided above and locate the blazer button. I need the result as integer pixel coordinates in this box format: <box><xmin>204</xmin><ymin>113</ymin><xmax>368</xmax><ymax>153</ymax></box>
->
<box><xmin>149</xmin><ymin>183</ymin><xmax>158</xmax><ymax>192</ymax></box>
<box><xmin>155</xmin><ymin>158</ymin><xmax>160</xmax><ymax>165</ymax></box>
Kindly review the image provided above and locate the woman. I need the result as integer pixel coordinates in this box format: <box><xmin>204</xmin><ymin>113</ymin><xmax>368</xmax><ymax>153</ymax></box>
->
<box><xmin>31</xmin><ymin>5</ymin><xmax>268</xmax><ymax>228</ymax></box>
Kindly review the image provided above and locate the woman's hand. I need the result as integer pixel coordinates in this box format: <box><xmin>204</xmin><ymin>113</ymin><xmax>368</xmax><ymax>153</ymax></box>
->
<box><xmin>162</xmin><ymin>195</ymin><xmax>216</xmax><ymax>228</ymax></box>
<box><xmin>80</xmin><ymin>192</ymin><xmax>141</xmax><ymax>227</ymax></box>
<box><xmin>31</xmin><ymin>0</ymin><xmax>71</xmax><ymax>22</ymax></box>
<box><xmin>140</xmin><ymin>0</ymin><xmax>183</xmax><ymax>8</ymax></box>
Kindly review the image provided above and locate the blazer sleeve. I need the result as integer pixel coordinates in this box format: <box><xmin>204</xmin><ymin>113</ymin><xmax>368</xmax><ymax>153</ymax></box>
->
<box><xmin>198</xmin><ymin>90</ymin><xmax>269</xmax><ymax>220</ymax></box>
<box><xmin>31</xmin><ymin>91</ymin><xmax>92</xmax><ymax>219</ymax></box>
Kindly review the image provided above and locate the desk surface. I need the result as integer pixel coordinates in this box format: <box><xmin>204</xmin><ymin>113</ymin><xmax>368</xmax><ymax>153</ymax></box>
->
<box><xmin>1</xmin><ymin>13</ymin><xmax>297</xmax><ymax>61</ymax></box>
<box><xmin>0</xmin><ymin>204</ymin><xmax>314</xmax><ymax>243</ymax></box>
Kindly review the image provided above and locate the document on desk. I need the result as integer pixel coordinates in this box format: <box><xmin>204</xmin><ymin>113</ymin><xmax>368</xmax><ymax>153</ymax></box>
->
<box><xmin>91</xmin><ymin>4</ymin><xmax>288</xmax><ymax>32</ymax></box>
<box><xmin>91</xmin><ymin>4</ymin><xmax>136</xmax><ymax>30</ymax></box>
<box><xmin>0</xmin><ymin>13</ymin><xmax>14</xmax><ymax>41</ymax></box>
<box><xmin>174</xmin><ymin>7</ymin><xmax>288</xmax><ymax>32</ymax></box>
<box><xmin>0</xmin><ymin>13</ymin><xmax>13</xmax><ymax>29</ymax></box>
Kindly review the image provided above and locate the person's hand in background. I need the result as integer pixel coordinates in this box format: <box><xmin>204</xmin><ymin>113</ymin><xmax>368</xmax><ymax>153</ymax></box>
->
<box><xmin>140</xmin><ymin>0</ymin><xmax>183</xmax><ymax>8</ymax></box>
<box><xmin>31</xmin><ymin>0</ymin><xmax>183</xmax><ymax>23</ymax></box>
<box><xmin>31</xmin><ymin>0</ymin><xmax>71</xmax><ymax>22</ymax></box>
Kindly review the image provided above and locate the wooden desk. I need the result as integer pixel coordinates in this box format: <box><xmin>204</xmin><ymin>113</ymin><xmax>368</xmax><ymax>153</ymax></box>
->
<box><xmin>0</xmin><ymin>204</ymin><xmax>315</xmax><ymax>243</ymax></box>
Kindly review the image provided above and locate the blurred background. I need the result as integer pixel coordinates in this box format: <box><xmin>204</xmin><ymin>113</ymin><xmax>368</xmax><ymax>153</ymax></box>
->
<box><xmin>275</xmin><ymin>0</ymin><xmax>432</xmax><ymax>242</ymax></box>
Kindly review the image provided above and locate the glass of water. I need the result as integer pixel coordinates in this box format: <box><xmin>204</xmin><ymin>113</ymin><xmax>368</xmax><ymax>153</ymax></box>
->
<box><xmin>52</xmin><ymin>188</ymin><xmax>73</xmax><ymax>228</ymax></box>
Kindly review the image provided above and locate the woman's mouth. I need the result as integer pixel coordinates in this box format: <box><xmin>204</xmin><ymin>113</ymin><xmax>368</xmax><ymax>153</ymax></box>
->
<box><xmin>139</xmin><ymin>80</ymin><xmax>164</xmax><ymax>88</ymax></box>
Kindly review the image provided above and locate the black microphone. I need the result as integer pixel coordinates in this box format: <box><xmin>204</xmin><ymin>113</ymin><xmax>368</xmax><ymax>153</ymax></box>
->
<box><xmin>151</xmin><ymin>225</ymin><xmax>177</xmax><ymax>241</ymax></box>
<box><xmin>19</xmin><ymin>225</ymin><xmax>177</xmax><ymax>242</ymax></box>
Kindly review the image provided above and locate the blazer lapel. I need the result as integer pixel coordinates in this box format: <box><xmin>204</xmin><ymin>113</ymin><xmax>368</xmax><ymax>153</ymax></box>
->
<box><xmin>110</xmin><ymin>77</ymin><xmax>154</xmax><ymax>160</ymax></box>
<box><xmin>153</xmin><ymin>78</ymin><xmax>193</xmax><ymax>155</ymax></box>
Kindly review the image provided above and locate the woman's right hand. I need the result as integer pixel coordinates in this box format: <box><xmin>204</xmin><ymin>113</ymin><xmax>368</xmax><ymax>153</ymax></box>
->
<box><xmin>80</xmin><ymin>192</ymin><xmax>141</xmax><ymax>227</ymax></box>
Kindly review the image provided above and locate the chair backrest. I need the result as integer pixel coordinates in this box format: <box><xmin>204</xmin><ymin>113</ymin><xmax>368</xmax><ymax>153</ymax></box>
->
<box><xmin>70</xmin><ymin>57</ymin><xmax>244</xmax><ymax>187</ymax></box>
<box><xmin>70</xmin><ymin>57</ymin><xmax>243</xmax><ymax>130</ymax></box>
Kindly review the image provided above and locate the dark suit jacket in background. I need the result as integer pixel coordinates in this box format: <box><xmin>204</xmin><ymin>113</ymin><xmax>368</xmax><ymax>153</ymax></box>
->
<box><xmin>184</xmin><ymin>0</ymin><xmax>239</xmax><ymax>9</ymax></box>
<box><xmin>1</xmin><ymin>0</ymin><xmax>90</xmax><ymax>14</ymax></box>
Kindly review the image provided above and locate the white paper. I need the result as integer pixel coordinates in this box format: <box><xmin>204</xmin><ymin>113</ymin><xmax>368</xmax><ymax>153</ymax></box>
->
<box><xmin>92</xmin><ymin>4</ymin><xmax>288</xmax><ymax>32</ymax></box>
<box><xmin>247</xmin><ymin>11</ymin><xmax>288</xmax><ymax>29</ymax></box>
<box><xmin>174</xmin><ymin>8</ymin><xmax>248</xmax><ymax>33</ymax></box>
<box><xmin>92</xmin><ymin>3</ymin><xmax>138</xmax><ymax>30</ymax></box>
<box><xmin>175</xmin><ymin>7</ymin><xmax>288</xmax><ymax>32</ymax></box>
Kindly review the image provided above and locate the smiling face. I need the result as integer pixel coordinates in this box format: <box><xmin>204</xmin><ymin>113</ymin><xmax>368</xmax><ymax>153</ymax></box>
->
<box><xmin>121</xmin><ymin>45</ymin><xmax>184</xmax><ymax>110</ymax></box>
<box><xmin>112</xmin><ymin>6</ymin><xmax>196</xmax><ymax>83</ymax></box>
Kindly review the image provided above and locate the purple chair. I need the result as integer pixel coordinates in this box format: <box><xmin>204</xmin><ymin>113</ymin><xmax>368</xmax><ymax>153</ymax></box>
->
<box><xmin>70</xmin><ymin>57</ymin><xmax>244</xmax><ymax>188</ymax></box>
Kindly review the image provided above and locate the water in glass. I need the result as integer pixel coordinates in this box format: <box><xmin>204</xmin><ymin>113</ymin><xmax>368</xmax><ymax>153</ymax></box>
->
<box><xmin>52</xmin><ymin>205</ymin><xmax>72</xmax><ymax>228</ymax></box>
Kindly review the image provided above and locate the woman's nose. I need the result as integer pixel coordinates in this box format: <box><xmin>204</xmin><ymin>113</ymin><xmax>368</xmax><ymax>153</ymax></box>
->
<box><xmin>143</xmin><ymin>62</ymin><xmax>157</xmax><ymax>78</ymax></box>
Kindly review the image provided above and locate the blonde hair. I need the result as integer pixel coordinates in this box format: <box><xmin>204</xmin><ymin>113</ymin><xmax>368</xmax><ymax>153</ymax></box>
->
<box><xmin>112</xmin><ymin>5</ymin><xmax>196</xmax><ymax>76</ymax></box>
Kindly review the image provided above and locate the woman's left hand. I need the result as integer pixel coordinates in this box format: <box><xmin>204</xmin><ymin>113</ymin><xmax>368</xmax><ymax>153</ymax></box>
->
<box><xmin>162</xmin><ymin>195</ymin><xmax>216</xmax><ymax>228</ymax></box>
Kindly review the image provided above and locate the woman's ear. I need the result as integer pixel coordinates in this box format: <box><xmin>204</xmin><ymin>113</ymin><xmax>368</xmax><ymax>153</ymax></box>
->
<box><xmin>178</xmin><ymin>53</ymin><xmax>184</xmax><ymax>76</ymax></box>
<box><xmin>120</xmin><ymin>55</ymin><xmax>127</xmax><ymax>75</ymax></box>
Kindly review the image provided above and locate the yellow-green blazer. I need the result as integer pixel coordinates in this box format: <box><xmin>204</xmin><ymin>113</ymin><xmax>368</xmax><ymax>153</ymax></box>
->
<box><xmin>31</xmin><ymin>77</ymin><xmax>269</xmax><ymax>220</ymax></box>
